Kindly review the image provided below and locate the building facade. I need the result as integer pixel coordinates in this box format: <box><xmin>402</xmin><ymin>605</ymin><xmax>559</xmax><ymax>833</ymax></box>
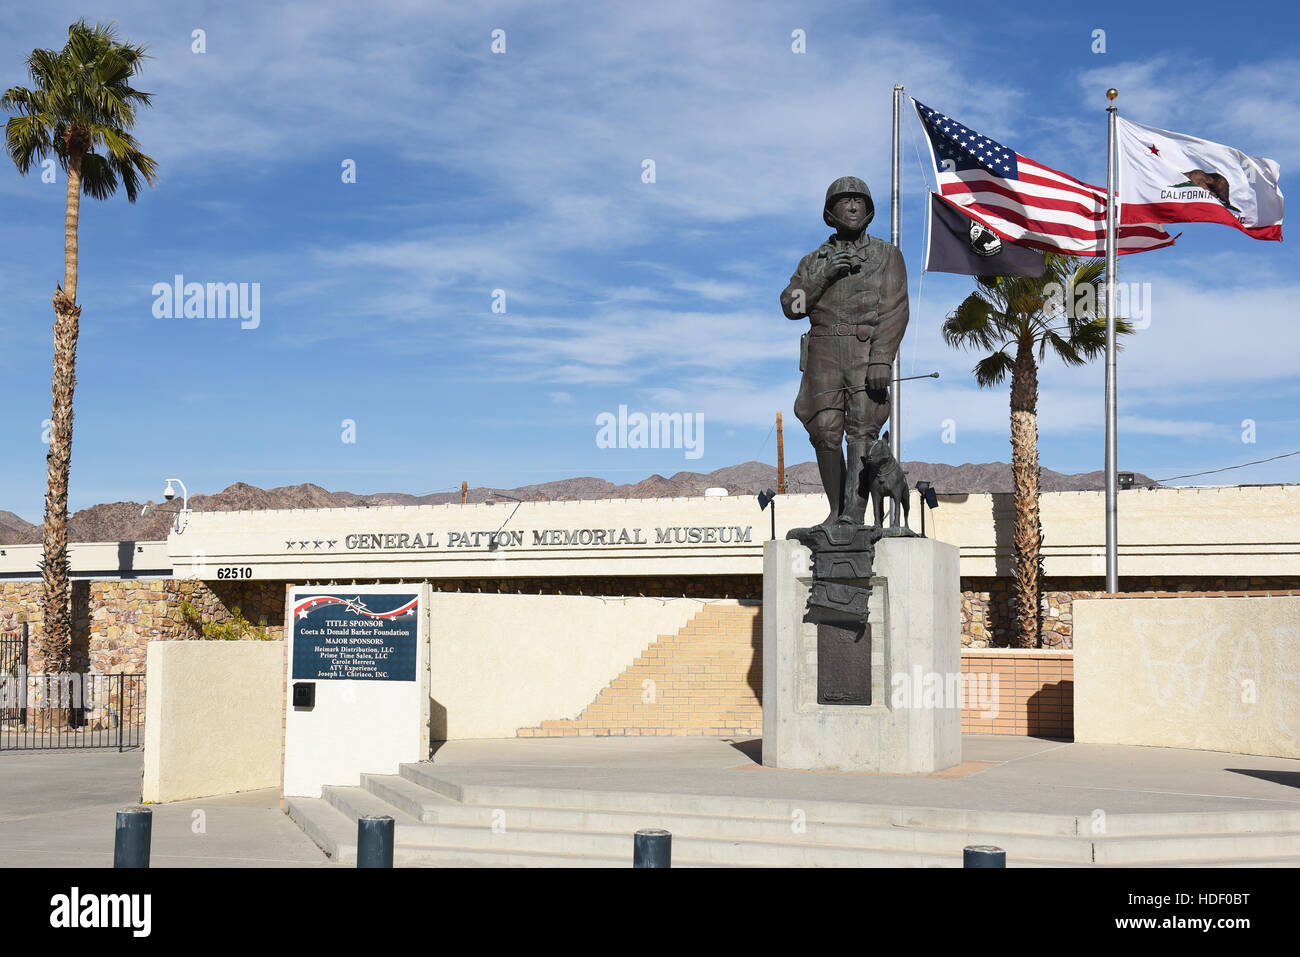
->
<box><xmin>3</xmin><ymin>484</ymin><xmax>1298</xmax><ymax>739</ymax></box>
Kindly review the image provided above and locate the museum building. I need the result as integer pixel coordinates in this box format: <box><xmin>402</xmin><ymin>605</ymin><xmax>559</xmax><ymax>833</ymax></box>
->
<box><xmin>2</xmin><ymin>483</ymin><xmax>1298</xmax><ymax>741</ymax></box>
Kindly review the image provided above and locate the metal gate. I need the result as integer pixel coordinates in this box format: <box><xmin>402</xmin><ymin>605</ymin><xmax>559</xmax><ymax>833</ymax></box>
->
<box><xmin>0</xmin><ymin>624</ymin><xmax>26</xmax><ymax>727</ymax></box>
<box><xmin>0</xmin><ymin>623</ymin><xmax>143</xmax><ymax>752</ymax></box>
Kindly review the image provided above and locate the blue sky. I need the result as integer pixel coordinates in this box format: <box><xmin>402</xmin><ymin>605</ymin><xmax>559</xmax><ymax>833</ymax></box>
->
<box><xmin>1</xmin><ymin>0</ymin><xmax>1297</xmax><ymax>521</ymax></box>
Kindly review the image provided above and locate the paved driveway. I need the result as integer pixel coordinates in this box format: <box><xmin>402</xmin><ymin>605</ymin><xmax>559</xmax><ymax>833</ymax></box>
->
<box><xmin>0</xmin><ymin>750</ymin><xmax>335</xmax><ymax>867</ymax></box>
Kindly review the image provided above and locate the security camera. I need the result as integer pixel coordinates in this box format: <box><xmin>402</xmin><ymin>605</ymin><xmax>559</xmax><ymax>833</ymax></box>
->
<box><xmin>163</xmin><ymin>481</ymin><xmax>176</xmax><ymax>501</ymax></box>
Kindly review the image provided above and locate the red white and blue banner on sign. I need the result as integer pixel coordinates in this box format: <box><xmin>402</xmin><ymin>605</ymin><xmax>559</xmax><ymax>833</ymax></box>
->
<box><xmin>913</xmin><ymin>98</ymin><xmax>1176</xmax><ymax>256</ymax></box>
<box><xmin>292</xmin><ymin>594</ymin><xmax>419</xmax><ymax>621</ymax></box>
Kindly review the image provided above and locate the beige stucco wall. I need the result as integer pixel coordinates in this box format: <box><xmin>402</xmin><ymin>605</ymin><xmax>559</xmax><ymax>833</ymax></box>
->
<box><xmin>6</xmin><ymin>485</ymin><xmax>1297</xmax><ymax>583</ymax></box>
<box><xmin>0</xmin><ymin>540</ymin><xmax>170</xmax><ymax>579</ymax></box>
<box><xmin>427</xmin><ymin>592</ymin><xmax>712</xmax><ymax>739</ymax></box>
<box><xmin>142</xmin><ymin>640</ymin><xmax>284</xmax><ymax>802</ymax></box>
<box><xmin>159</xmin><ymin>485</ymin><xmax>1300</xmax><ymax>582</ymax></box>
<box><xmin>1074</xmin><ymin>596</ymin><xmax>1300</xmax><ymax>758</ymax></box>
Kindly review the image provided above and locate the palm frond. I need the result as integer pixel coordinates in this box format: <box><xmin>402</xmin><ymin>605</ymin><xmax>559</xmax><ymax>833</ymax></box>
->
<box><xmin>972</xmin><ymin>350</ymin><xmax>1015</xmax><ymax>388</ymax></box>
<box><xmin>942</xmin><ymin>293</ymin><xmax>1007</xmax><ymax>352</ymax></box>
<box><xmin>943</xmin><ymin>250</ymin><xmax>1143</xmax><ymax>400</ymax></box>
<box><xmin>79</xmin><ymin>152</ymin><xmax>117</xmax><ymax>199</ymax></box>
<box><xmin>4</xmin><ymin>113</ymin><xmax>52</xmax><ymax>171</ymax></box>
<box><xmin>3</xmin><ymin>19</ymin><xmax>157</xmax><ymax>199</ymax></box>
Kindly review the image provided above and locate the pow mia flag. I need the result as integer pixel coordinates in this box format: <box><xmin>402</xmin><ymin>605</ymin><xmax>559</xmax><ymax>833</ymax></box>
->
<box><xmin>926</xmin><ymin>192</ymin><xmax>1045</xmax><ymax>277</ymax></box>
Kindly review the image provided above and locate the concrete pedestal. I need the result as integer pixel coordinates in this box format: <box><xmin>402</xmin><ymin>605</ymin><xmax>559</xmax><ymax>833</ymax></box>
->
<box><xmin>762</xmin><ymin>536</ymin><xmax>961</xmax><ymax>773</ymax></box>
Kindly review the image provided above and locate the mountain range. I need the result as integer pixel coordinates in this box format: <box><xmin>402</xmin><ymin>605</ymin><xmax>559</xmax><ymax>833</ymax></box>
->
<box><xmin>0</xmin><ymin>460</ymin><xmax>1157</xmax><ymax>545</ymax></box>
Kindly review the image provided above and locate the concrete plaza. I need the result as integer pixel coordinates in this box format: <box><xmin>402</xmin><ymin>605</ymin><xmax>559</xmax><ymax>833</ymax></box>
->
<box><xmin>4</xmin><ymin>735</ymin><xmax>1300</xmax><ymax>866</ymax></box>
<box><xmin>0</xmin><ymin>750</ymin><xmax>334</xmax><ymax>867</ymax></box>
<box><xmin>419</xmin><ymin>734</ymin><xmax>1300</xmax><ymax>816</ymax></box>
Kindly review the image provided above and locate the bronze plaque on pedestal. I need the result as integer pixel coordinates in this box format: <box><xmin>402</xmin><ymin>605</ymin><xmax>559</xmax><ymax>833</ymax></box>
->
<box><xmin>817</xmin><ymin>620</ymin><xmax>871</xmax><ymax>705</ymax></box>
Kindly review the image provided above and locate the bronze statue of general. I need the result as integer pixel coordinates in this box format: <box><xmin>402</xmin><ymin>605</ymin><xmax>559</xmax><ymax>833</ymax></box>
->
<box><xmin>780</xmin><ymin>176</ymin><xmax>909</xmax><ymax>527</ymax></box>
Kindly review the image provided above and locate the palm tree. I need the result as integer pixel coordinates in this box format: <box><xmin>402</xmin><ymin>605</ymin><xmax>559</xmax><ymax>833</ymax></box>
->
<box><xmin>942</xmin><ymin>255</ymin><xmax>1132</xmax><ymax>648</ymax></box>
<box><xmin>3</xmin><ymin>20</ymin><xmax>157</xmax><ymax>674</ymax></box>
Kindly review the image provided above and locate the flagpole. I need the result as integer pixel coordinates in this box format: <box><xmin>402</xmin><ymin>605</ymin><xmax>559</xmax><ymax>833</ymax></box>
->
<box><xmin>890</xmin><ymin>83</ymin><xmax>903</xmax><ymax>525</ymax></box>
<box><xmin>1104</xmin><ymin>88</ymin><xmax>1119</xmax><ymax>593</ymax></box>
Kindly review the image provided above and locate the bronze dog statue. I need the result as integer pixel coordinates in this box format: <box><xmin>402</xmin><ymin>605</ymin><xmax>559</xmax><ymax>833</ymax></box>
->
<box><xmin>863</xmin><ymin>431</ymin><xmax>910</xmax><ymax>531</ymax></box>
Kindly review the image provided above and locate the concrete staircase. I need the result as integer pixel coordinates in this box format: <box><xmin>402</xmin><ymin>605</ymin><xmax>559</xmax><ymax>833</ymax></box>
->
<box><xmin>517</xmin><ymin>602</ymin><xmax>763</xmax><ymax>738</ymax></box>
<box><xmin>286</xmin><ymin>763</ymin><xmax>1300</xmax><ymax>867</ymax></box>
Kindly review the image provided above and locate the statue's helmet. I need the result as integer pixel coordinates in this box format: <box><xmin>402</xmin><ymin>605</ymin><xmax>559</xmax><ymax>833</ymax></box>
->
<box><xmin>823</xmin><ymin>176</ymin><xmax>875</xmax><ymax>229</ymax></box>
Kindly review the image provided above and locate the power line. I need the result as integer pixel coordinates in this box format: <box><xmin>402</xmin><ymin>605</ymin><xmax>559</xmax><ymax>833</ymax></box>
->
<box><xmin>1153</xmin><ymin>448</ymin><xmax>1300</xmax><ymax>483</ymax></box>
<box><xmin>753</xmin><ymin>423</ymin><xmax>775</xmax><ymax>462</ymax></box>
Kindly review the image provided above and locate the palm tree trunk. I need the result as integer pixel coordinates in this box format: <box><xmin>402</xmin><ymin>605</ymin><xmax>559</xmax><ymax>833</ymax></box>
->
<box><xmin>41</xmin><ymin>151</ymin><xmax>82</xmax><ymax>675</ymax></box>
<box><xmin>1009</xmin><ymin>338</ymin><xmax>1041</xmax><ymax>649</ymax></box>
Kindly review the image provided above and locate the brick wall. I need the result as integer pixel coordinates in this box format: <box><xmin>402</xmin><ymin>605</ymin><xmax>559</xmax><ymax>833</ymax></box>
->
<box><xmin>515</xmin><ymin>602</ymin><xmax>1076</xmax><ymax>740</ymax></box>
<box><xmin>518</xmin><ymin>603</ymin><xmax>763</xmax><ymax>737</ymax></box>
<box><xmin>961</xmin><ymin>650</ymin><xmax>1073</xmax><ymax>737</ymax></box>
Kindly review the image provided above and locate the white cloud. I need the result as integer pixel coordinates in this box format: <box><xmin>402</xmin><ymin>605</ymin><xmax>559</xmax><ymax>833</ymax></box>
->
<box><xmin>1076</xmin><ymin>56</ymin><xmax>1300</xmax><ymax>169</ymax></box>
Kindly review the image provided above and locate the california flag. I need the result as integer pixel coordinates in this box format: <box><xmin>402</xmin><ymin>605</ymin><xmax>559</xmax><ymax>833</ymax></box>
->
<box><xmin>1117</xmin><ymin>117</ymin><xmax>1283</xmax><ymax>241</ymax></box>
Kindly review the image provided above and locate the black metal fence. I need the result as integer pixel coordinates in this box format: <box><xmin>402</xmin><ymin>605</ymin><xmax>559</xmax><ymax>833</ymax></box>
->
<box><xmin>0</xmin><ymin>625</ymin><xmax>144</xmax><ymax>751</ymax></box>
<box><xmin>0</xmin><ymin>624</ymin><xmax>27</xmax><ymax>727</ymax></box>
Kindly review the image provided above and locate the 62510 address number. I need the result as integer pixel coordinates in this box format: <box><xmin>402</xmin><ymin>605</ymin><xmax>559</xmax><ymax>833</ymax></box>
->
<box><xmin>216</xmin><ymin>566</ymin><xmax>254</xmax><ymax>579</ymax></box>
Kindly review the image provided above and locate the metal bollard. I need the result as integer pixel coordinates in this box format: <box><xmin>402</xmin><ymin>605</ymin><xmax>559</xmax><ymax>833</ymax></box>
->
<box><xmin>633</xmin><ymin>828</ymin><xmax>671</xmax><ymax>868</ymax></box>
<box><xmin>963</xmin><ymin>844</ymin><xmax>1006</xmax><ymax>868</ymax></box>
<box><xmin>114</xmin><ymin>806</ymin><xmax>152</xmax><ymax>868</ymax></box>
<box><xmin>357</xmin><ymin>815</ymin><xmax>395</xmax><ymax>868</ymax></box>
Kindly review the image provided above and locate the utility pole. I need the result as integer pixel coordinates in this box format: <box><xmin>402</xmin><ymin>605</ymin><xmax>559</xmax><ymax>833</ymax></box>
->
<box><xmin>776</xmin><ymin>412</ymin><xmax>785</xmax><ymax>494</ymax></box>
<box><xmin>460</xmin><ymin>480</ymin><xmax>467</xmax><ymax>505</ymax></box>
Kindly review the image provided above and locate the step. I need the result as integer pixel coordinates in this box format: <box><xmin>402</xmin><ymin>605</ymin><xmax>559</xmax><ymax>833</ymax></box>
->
<box><xmin>286</xmin><ymin>796</ymin><xmax>357</xmax><ymax>864</ymax></box>
<box><xmin>322</xmin><ymin>786</ymin><xmax>453</xmax><ymax>847</ymax></box>
<box><xmin>364</xmin><ymin>775</ymin><xmax>1095</xmax><ymax>861</ymax></box>
<box><xmin>289</xmin><ymin>795</ymin><xmax>634</xmax><ymax>866</ymax></box>
<box><xmin>389</xmin><ymin>838</ymin><xmax>965</xmax><ymax>868</ymax></box>
<box><xmin>1092</xmin><ymin>830</ymin><xmax>1300</xmax><ymax>865</ymax></box>
<box><xmin>295</xmin><ymin>765</ymin><xmax>1300</xmax><ymax>868</ymax></box>
<box><xmin>398</xmin><ymin>764</ymin><xmax>1086</xmax><ymax>835</ymax></box>
<box><xmin>356</xmin><ymin>774</ymin><xmax>465</xmax><ymax>822</ymax></box>
<box><xmin>340</xmin><ymin>783</ymin><xmax>1064</xmax><ymax>865</ymax></box>
<box><xmin>1078</xmin><ymin>809</ymin><xmax>1300</xmax><ymax>836</ymax></box>
<box><xmin>289</xmin><ymin>791</ymin><xmax>1054</xmax><ymax>867</ymax></box>
<box><xmin>1166</xmin><ymin>857</ymin><xmax>1300</xmax><ymax>867</ymax></box>
<box><xmin>399</xmin><ymin>763</ymin><xmax>1300</xmax><ymax>841</ymax></box>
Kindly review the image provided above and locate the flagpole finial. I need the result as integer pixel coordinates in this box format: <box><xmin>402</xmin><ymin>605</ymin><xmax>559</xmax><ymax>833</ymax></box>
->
<box><xmin>1106</xmin><ymin>87</ymin><xmax>1118</xmax><ymax>102</ymax></box>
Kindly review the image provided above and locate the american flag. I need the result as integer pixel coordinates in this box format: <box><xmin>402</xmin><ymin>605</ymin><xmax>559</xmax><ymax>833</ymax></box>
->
<box><xmin>914</xmin><ymin>100</ymin><xmax>1176</xmax><ymax>256</ymax></box>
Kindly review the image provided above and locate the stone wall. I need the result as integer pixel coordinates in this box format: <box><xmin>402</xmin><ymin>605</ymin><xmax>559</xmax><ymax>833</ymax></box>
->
<box><xmin>0</xmin><ymin>578</ymin><xmax>285</xmax><ymax>674</ymax></box>
<box><xmin>960</xmin><ymin>575</ymin><xmax>1300</xmax><ymax>649</ymax></box>
<box><xmin>10</xmin><ymin>572</ymin><xmax>1300</xmax><ymax>673</ymax></box>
